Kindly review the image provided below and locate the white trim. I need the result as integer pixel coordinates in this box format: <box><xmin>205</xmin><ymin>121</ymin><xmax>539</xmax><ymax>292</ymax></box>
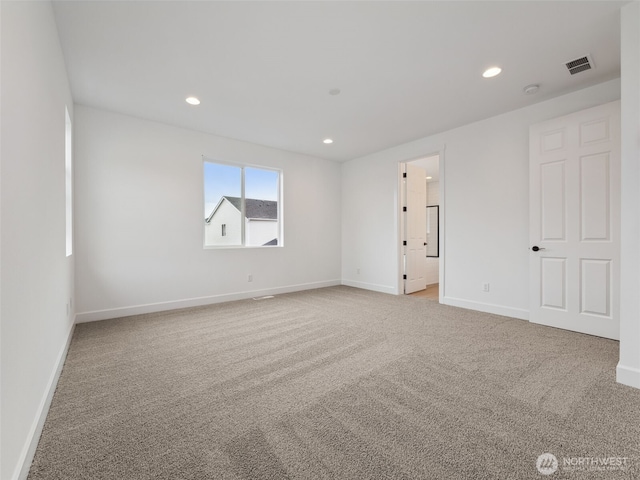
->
<box><xmin>438</xmin><ymin>146</ymin><xmax>446</xmax><ymax>303</ymax></box>
<box><xmin>397</xmin><ymin>162</ymin><xmax>405</xmax><ymax>293</ymax></box>
<box><xmin>15</xmin><ymin>322</ymin><xmax>76</xmax><ymax>480</ymax></box>
<box><xmin>341</xmin><ymin>279</ymin><xmax>397</xmax><ymax>295</ymax></box>
<box><xmin>616</xmin><ymin>363</ymin><xmax>640</xmax><ymax>389</ymax></box>
<box><xmin>75</xmin><ymin>280</ymin><xmax>341</xmax><ymax>323</ymax></box>
<box><xmin>442</xmin><ymin>296</ymin><xmax>529</xmax><ymax>321</ymax></box>
<box><xmin>65</xmin><ymin>106</ymin><xmax>73</xmax><ymax>257</ymax></box>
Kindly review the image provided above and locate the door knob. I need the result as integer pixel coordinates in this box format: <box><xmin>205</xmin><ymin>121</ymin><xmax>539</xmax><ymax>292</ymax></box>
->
<box><xmin>531</xmin><ymin>246</ymin><xmax>545</xmax><ymax>252</ymax></box>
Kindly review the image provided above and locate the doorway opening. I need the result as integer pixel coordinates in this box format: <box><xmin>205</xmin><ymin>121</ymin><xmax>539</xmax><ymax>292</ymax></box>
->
<box><xmin>399</xmin><ymin>153</ymin><xmax>443</xmax><ymax>301</ymax></box>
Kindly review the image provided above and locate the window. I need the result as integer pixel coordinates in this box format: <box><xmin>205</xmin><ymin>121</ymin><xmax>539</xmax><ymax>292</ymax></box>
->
<box><xmin>65</xmin><ymin>107</ymin><xmax>73</xmax><ymax>257</ymax></box>
<box><xmin>204</xmin><ymin>159</ymin><xmax>281</xmax><ymax>247</ymax></box>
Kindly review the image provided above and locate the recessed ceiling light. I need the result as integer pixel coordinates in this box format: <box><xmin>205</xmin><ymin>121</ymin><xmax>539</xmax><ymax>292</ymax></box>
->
<box><xmin>482</xmin><ymin>67</ymin><xmax>502</xmax><ymax>78</ymax></box>
<box><xmin>323</xmin><ymin>138</ymin><xmax>333</xmax><ymax>144</ymax></box>
<box><xmin>185</xmin><ymin>96</ymin><xmax>200</xmax><ymax>105</ymax></box>
<box><xmin>426</xmin><ymin>176</ymin><xmax>433</xmax><ymax>180</ymax></box>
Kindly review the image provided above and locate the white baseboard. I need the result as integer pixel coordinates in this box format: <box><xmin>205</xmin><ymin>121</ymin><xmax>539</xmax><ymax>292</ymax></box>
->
<box><xmin>75</xmin><ymin>280</ymin><xmax>342</xmax><ymax>323</ymax></box>
<box><xmin>15</xmin><ymin>321</ymin><xmax>75</xmax><ymax>480</ymax></box>
<box><xmin>340</xmin><ymin>279</ymin><xmax>398</xmax><ymax>295</ymax></box>
<box><xmin>442</xmin><ymin>296</ymin><xmax>529</xmax><ymax>321</ymax></box>
<box><xmin>616</xmin><ymin>363</ymin><xmax>640</xmax><ymax>390</ymax></box>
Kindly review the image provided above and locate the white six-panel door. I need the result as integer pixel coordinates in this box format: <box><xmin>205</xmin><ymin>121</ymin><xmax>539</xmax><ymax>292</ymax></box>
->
<box><xmin>405</xmin><ymin>163</ymin><xmax>427</xmax><ymax>294</ymax></box>
<box><xmin>529</xmin><ymin>101</ymin><xmax>620</xmax><ymax>340</ymax></box>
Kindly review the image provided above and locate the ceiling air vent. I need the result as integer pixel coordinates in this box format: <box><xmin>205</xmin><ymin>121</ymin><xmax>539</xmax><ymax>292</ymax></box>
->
<box><xmin>565</xmin><ymin>55</ymin><xmax>594</xmax><ymax>75</ymax></box>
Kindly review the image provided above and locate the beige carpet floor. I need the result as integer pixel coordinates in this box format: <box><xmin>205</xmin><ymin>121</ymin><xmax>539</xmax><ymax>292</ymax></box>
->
<box><xmin>28</xmin><ymin>286</ymin><xmax>640</xmax><ymax>479</ymax></box>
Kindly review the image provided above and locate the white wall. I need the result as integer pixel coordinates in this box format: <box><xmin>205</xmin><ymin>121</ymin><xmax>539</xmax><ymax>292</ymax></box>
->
<box><xmin>342</xmin><ymin>79</ymin><xmax>621</xmax><ymax>319</ymax></box>
<box><xmin>205</xmin><ymin>199</ymin><xmax>242</xmax><ymax>246</ymax></box>
<box><xmin>74</xmin><ymin>106</ymin><xmax>341</xmax><ymax>321</ymax></box>
<box><xmin>246</xmin><ymin>219</ymin><xmax>278</xmax><ymax>247</ymax></box>
<box><xmin>425</xmin><ymin>258</ymin><xmax>439</xmax><ymax>286</ymax></box>
<box><xmin>1</xmin><ymin>2</ymin><xmax>75</xmax><ymax>479</ymax></box>
<box><xmin>618</xmin><ymin>1</ymin><xmax>640</xmax><ymax>390</ymax></box>
<box><xmin>427</xmin><ymin>181</ymin><xmax>439</xmax><ymax>207</ymax></box>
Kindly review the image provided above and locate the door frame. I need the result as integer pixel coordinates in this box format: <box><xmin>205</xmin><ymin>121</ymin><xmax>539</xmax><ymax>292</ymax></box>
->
<box><xmin>397</xmin><ymin>147</ymin><xmax>446</xmax><ymax>300</ymax></box>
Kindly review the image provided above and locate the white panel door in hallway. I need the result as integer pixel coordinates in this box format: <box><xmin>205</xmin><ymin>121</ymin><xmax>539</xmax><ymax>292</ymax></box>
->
<box><xmin>529</xmin><ymin>100</ymin><xmax>620</xmax><ymax>340</ymax></box>
<box><xmin>404</xmin><ymin>163</ymin><xmax>427</xmax><ymax>294</ymax></box>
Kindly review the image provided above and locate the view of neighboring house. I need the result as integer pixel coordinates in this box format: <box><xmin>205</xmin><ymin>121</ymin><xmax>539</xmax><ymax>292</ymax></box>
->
<box><xmin>205</xmin><ymin>196</ymin><xmax>278</xmax><ymax>246</ymax></box>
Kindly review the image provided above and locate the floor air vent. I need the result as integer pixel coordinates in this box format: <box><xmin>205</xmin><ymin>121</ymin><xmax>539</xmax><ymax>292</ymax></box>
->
<box><xmin>565</xmin><ymin>55</ymin><xmax>594</xmax><ymax>75</ymax></box>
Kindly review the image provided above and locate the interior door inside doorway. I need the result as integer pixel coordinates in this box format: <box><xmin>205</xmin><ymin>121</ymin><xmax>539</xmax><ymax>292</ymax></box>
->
<box><xmin>402</xmin><ymin>154</ymin><xmax>441</xmax><ymax>296</ymax></box>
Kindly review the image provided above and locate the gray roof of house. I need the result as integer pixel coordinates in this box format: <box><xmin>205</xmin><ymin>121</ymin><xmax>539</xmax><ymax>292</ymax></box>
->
<box><xmin>208</xmin><ymin>196</ymin><xmax>277</xmax><ymax>221</ymax></box>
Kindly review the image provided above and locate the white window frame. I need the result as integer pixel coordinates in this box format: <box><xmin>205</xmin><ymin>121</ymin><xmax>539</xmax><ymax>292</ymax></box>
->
<box><xmin>65</xmin><ymin>107</ymin><xmax>73</xmax><ymax>257</ymax></box>
<box><xmin>203</xmin><ymin>157</ymin><xmax>283</xmax><ymax>249</ymax></box>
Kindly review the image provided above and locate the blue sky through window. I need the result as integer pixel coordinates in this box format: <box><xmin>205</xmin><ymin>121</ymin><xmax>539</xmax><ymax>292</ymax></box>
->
<box><xmin>204</xmin><ymin>162</ymin><xmax>279</xmax><ymax>218</ymax></box>
<box><xmin>246</xmin><ymin>167</ymin><xmax>278</xmax><ymax>201</ymax></box>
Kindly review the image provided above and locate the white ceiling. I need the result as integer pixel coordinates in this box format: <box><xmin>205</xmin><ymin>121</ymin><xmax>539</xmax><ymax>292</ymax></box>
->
<box><xmin>410</xmin><ymin>155</ymin><xmax>440</xmax><ymax>182</ymax></box>
<box><xmin>52</xmin><ymin>1</ymin><xmax>626</xmax><ymax>162</ymax></box>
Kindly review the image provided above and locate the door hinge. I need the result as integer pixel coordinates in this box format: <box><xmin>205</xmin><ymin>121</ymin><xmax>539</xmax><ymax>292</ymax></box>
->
<box><xmin>403</xmin><ymin>206</ymin><xmax>407</xmax><ymax>212</ymax></box>
<box><xmin>403</xmin><ymin>275</ymin><xmax>407</xmax><ymax>280</ymax></box>
<box><xmin>403</xmin><ymin>240</ymin><xmax>407</xmax><ymax>246</ymax></box>
<box><xmin>402</xmin><ymin>172</ymin><xmax>407</xmax><ymax>178</ymax></box>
